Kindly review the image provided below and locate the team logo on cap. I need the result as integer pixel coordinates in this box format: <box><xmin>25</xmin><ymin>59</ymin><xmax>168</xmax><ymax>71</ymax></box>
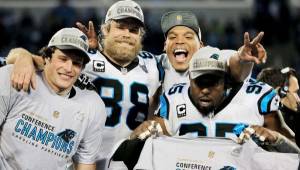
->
<box><xmin>134</xmin><ymin>6</ymin><xmax>140</xmax><ymax>12</ymax></box>
<box><xmin>210</xmin><ymin>53</ymin><xmax>219</xmax><ymax>60</ymax></box>
<box><xmin>80</xmin><ymin>35</ymin><xmax>87</xmax><ymax>42</ymax></box>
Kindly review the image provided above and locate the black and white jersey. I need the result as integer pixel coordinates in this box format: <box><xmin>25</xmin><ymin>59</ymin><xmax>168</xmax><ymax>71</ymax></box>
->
<box><xmin>158</xmin><ymin>46</ymin><xmax>236</xmax><ymax>91</ymax></box>
<box><xmin>83</xmin><ymin>50</ymin><xmax>161</xmax><ymax>159</ymax></box>
<box><xmin>157</xmin><ymin>79</ymin><xmax>280</xmax><ymax>138</ymax></box>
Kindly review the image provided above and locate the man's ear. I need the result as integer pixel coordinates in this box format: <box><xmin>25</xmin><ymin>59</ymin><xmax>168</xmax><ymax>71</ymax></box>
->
<box><xmin>163</xmin><ymin>42</ymin><xmax>166</xmax><ymax>52</ymax></box>
<box><xmin>44</xmin><ymin>57</ymin><xmax>50</xmax><ymax>64</ymax></box>
<box><xmin>199</xmin><ymin>41</ymin><xmax>204</xmax><ymax>48</ymax></box>
<box><xmin>101</xmin><ymin>26</ymin><xmax>108</xmax><ymax>37</ymax></box>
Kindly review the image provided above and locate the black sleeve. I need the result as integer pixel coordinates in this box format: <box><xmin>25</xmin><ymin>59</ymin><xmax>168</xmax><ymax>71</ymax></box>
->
<box><xmin>110</xmin><ymin>139</ymin><xmax>146</xmax><ymax>170</ymax></box>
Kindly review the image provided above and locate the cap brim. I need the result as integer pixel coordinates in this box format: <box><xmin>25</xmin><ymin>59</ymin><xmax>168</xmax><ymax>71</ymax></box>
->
<box><xmin>111</xmin><ymin>16</ymin><xmax>144</xmax><ymax>26</ymax></box>
<box><xmin>55</xmin><ymin>45</ymin><xmax>90</xmax><ymax>64</ymax></box>
<box><xmin>190</xmin><ymin>70</ymin><xmax>225</xmax><ymax>79</ymax></box>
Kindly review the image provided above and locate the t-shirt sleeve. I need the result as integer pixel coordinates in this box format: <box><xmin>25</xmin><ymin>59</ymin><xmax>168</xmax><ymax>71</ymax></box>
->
<box><xmin>73</xmin><ymin>97</ymin><xmax>106</xmax><ymax>164</ymax></box>
<box><xmin>0</xmin><ymin>65</ymin><xmax>14</xmax><ymax>125</ymax></box>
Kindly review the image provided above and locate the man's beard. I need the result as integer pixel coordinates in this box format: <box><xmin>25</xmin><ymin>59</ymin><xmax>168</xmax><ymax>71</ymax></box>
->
<box><xmin>197</xmin><ymin>104</ymin><xmax>215</xmax><ymax>116</ymax></box>
<box><xmin>103</xmin><ymin>37</ymin><xmax>142</xmax><ymax>66</ymax></box>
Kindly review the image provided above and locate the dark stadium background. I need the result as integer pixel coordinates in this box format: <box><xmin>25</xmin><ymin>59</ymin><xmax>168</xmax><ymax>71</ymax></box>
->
<box><xmin>0</xmin><ymin>0</ymin><xmax>299</xmax><ymax>76</ymax></box>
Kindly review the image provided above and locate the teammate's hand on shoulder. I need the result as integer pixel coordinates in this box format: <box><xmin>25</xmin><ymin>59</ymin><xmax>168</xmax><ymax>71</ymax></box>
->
<box><xmin>238</xmin><ymin>32</ymin><xmax>267</xmax><ymax>64</ymax></box>
<box><xmin>129</xmin><ymin>120</ymin><xmax>163</xmax><ymax>140</ymax></box>
<box><xmin>10</xmin><ymin>49</ymin><xmax>37</xmax><ymax>92</ymax></box>
<box><xmin>76</xmin><ymin>21</ymin><xmax>99</xmax><ymax>50</ymax></box>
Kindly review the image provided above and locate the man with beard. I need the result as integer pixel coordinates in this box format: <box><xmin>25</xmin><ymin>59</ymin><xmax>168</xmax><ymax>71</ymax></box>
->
<box><xmin>108</xmin><ymin>47</ymin><xmax>298</xmax><ymax>170</ymax></box>
<box><xmin>6</xmin><ymin>1</ymin><xmax>161</xmax><ymax>169</ymax></box>
<box><xmin>257</xmin><ymin>67</ymin><xmax>300</xmax><ymax>147</ymax></box>
<box><xmin>5</xmin><ymin>2</ymin><xmax>268</xmax><ymax>169</ymax></box>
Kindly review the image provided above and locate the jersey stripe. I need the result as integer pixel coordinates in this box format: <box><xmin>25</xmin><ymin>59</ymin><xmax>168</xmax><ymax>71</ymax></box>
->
<box><xmin>258</xmin><ymin>89</ymin><xmax>276</xmax><ymax>114</ymax></box>
<box><xmin>159</xmin><ymin>94</ymin><xmax>169</xmax><ymax>119</ymax></box>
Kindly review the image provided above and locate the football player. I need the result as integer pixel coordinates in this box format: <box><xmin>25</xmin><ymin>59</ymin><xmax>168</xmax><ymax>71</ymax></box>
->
<box><xmin>257</xmin><ymin>67</ymin><xmax>300</xmax><ymax>147</ymax></box>
<box><xmin>158</xmin><ymin>11</ymin><xmax>267</xmax><ymax>91</ymax></box>
<box><xmin>134</xmin><ymin>47</ymin><xmax>295</xmax><ymax>147</ymax></box>
<box><xmin>6</xmin><ymin>1</ymin><xmax>161</xmax><ymax>169</ymax></box>
<box><xmin>0</xmin><ymin>28</ymin><xmax>106</xmax><ymax>170</ymax></box>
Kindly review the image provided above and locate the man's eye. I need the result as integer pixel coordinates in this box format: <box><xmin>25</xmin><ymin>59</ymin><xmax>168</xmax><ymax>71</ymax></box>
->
<box><xmin>168</xmin><ymin>36</ymin><xmax>176</xmax><ymax>40</ymax></box>
<box><xmin>73</xmin><ymin>61</ymin><xmax>83</xmax><ymax>68</ymax></box>
<box><xmin>59</xmin><ymin>58</ymin><xmax>67</xmax><ymax>62</ymax></box>
<box><xmin>129</xmin><ymin>28</ymin><xmax>139</xmax><ymax>34</ymax></box>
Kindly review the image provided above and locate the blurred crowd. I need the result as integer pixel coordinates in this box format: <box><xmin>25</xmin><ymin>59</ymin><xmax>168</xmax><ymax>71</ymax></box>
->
<box><xmin>0</xmin><ymin>0</ymin><xmax>300</xmax><ymax>73</ymax></box>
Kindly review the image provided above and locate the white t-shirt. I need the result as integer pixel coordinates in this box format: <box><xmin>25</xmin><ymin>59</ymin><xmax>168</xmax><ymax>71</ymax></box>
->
<box><xmin>134</xmin><ymin>136</ymin><xmax>299</xmax><ymax>170</ymax></box>
<box><xmin>0</xmin><ymin>65</ymin><xmax>106</xmax><ymax>170</ymax></box>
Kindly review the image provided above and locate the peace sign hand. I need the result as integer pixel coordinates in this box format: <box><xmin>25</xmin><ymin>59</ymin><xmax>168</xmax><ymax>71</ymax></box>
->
<box><xmin>238</xmin><ymin>32</ymin><xmax>267</xmax><ymax>64</ymax></box>
<box><xmin>76</xmin><ymin>21</ymin><xmax>99</xmax><ymax>50</ymax></box>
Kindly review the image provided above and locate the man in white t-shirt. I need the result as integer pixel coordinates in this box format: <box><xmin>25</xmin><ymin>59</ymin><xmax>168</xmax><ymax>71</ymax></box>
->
<box><xmin>5</xmin><ymin>1</ymin><xmax>161</xmax><ymax>169</ymax></box>
<box><xmin>0</xmin><ymin>28</ymin><xmax>106</xmax><ymax>170</ymax></box>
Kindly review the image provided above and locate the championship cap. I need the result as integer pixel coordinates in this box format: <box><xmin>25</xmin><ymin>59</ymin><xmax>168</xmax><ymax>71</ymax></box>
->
<box><xmin>105</xmin><ymin>0</ymin><xmax>144</xmax><ymax>25</ymax></box>
<box><xmin>189</xmin><ymin>47</ymin><xmax>227</xmax><ymax>79</ymax></box>
<box><xmin>48</xmin><ymin>28</ymin><xmax>90</xmax><ymax>64</ymax></box>
<box><xmin>161</xmin><ymin>11</ymin><xmax>201</xmax><ymax>40</ymax></box>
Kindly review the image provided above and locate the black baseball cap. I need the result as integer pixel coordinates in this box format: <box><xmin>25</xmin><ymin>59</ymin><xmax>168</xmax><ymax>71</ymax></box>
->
<box><xmin>161</xmin><ymin>11</ymin><xmax>201</xmax><ymax>40</ymax></box>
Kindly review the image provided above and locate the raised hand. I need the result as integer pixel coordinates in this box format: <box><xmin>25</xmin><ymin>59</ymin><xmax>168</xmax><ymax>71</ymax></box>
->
<box><xmin>238</xmin><ymin>32</ymin><xmax>267</xmax><ymax>64</ymax></box>
<box><xmin>76</xmin><ymin>21</ymin><xmax>99</xmax><ymax>50</ymax></box>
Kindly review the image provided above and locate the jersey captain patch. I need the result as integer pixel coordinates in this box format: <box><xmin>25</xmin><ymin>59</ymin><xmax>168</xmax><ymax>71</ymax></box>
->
<box><xmin>93</xmin><ymin>60</ymin><xmax>105</xmax><ymax>72</ymax></box>
<box><xmin>176</xmin><ymin>104</ymin><xmax>186</xmax><ymax>118</ymax></box>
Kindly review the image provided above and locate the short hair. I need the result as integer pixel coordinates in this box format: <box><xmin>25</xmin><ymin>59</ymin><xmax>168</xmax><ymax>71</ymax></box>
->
<box><xmin>39</xmin><ymin>46</ymin><xmax>89</xmax><ymax>67</ymax></box>
<box><xmin>39</xmin><ymin>46</ymin><xmax>56</xmax><ymax>59</ymax></box>
<box><xmin>257</xmin><ymin>67</ymin><xmax>296</xmax><ymax>88</ymax></box>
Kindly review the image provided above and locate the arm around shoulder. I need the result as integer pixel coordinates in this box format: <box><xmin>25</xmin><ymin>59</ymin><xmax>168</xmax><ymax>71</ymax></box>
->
<box><xmin>6</xmin><ymin>48</ymin><xmax>44</xmax><ymax>69</ymax></box>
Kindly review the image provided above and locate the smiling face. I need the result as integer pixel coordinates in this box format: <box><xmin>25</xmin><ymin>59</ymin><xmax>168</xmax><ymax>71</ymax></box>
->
<box><xmin>164</xmin><ymin>26</ymin><xmax>202</xmax><ymax>72</ymax></box>
<box><xmin>102</xmin><ymin>18</ymin><xmax>143</xmax><ymax>66</ymax></box>
<box><xmin>43</xmin><ymin>49</ymin><xmax>84</xmax><ymax>95</ymax></box>
<box><xmin>190</xmin><ymin>74</ymin><xmax>226</xmax><ymax>115</ymax></box>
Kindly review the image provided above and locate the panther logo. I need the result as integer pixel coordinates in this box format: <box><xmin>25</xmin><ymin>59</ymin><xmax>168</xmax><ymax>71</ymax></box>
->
<box><xmin>57</xmin><ymin>129</ymin><xmax>76</xmax><ymax>143</ymax></box>
<box><xmin>219</xmin><ymin>166</ymin><xmax>236</xmax><ymax>170</ymax></box>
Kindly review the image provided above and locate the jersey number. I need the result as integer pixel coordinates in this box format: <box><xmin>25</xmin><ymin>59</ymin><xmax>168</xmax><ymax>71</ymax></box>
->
<box><xmin>93</xmin><ymin>78</ymin><xmax>149</xmax><ymax>130</ymax></box>
<box><xmin>246</xmin><ymin>79</ymin><xmax>264</xmax><ymax>94</ymax></box>
<box><xmin>179</xmin><ymin>123</ymin><xmax>238</xmax><ymax>137</ymax></box>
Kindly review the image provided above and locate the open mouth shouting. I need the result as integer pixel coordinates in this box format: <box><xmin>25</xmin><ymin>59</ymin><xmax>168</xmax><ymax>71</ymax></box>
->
<box><xmin>173</xmin><ymin>49</ymin><xmax>188</xmax><ymax>62</ymax></box>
